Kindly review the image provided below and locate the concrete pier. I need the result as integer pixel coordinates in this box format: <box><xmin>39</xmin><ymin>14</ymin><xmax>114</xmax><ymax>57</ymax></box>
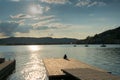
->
<box><xmin>0</xmin><ymin>59</ymin><xmax>16</xmax><ymax>80</ymax></box>
<box><xmin>43</xmin><ymin>58</ymin><xmax>120</xmax><ymax>80</ymax></box>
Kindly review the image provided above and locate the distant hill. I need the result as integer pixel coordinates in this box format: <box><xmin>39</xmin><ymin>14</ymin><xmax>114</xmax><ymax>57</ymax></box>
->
<box><xmin>0</xmin><ymin>27</ymin><xmax>120</xmax><ymax>45</ymax></box>
<box><xmin>0</xmin><ymin>37</ymin><xmax>79</xmax><ymax>45</ymax></box>
<box><xmin>77</xmin><ymin>26</ymin><xmax>120</xmax><ymax>44</ymax></box>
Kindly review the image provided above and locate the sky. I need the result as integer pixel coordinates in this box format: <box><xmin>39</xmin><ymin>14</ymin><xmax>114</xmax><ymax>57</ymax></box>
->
<box><xmin>0</xmin><ymin>0</ymin><xmax>120</xmax><ymax>39</ymax></box>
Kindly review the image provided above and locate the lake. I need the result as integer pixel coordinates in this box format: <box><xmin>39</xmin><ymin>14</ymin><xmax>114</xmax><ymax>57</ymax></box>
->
<box><xmin>0</xmin><ymin>44</ymin><xmax>120</xmax><ymax>80</ymax></box>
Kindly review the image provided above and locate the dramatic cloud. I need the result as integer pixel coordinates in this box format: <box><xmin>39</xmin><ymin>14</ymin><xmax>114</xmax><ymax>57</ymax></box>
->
<box><xmin>0</xmin><ymin>21</ymin><xmax>19</xmax><ymax>36</ymax></box>
<box><xmin>10</xmin><ymin>14</ymin><xmax>33</xmax><ymax>19</ymax></box>
<box><xmin>15</xmin><ymin>24</ymin><xmax>32</xmax><ymax>33</ymax></box>
<box><xmin>76</xmin><ymin>0</ymin><xmax>106</xmax><ymax>7</ymax></box>
<box><xmin>0</xmin><ymin>21</ymin><xmax>32</xmax><ymax>36</ymax></box>
<box><xmin>41</xmin><ymin>0</ymin><xmax>71</xmax><ymax>4</ymax></box>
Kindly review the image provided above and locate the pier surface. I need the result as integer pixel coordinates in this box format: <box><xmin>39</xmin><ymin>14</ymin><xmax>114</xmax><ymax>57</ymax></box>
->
<box><xmin>0</xmin><ymin>61</ymin><xmax>13</xmax><ymax>70</ymax></box>
<box><xmin>43</xmin><ymin>58</ymin><xmax>120</xmax><ymax>80</ymax></box>
<box><xmin>0</xmin><ymin>60</ymin><xmax>16</xmax><ymax>80</ymax></box>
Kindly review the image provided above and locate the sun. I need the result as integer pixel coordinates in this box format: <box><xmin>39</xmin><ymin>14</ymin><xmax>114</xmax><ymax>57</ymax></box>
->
<box><xmin>29</xmin><ymin>5</ymin><xmax>43</xmax><ymax>14</ymax></box>
<box><xmin>30</xmin><ymin>6</ymin><xmax>38</xmax><ymax>14</ymax></box>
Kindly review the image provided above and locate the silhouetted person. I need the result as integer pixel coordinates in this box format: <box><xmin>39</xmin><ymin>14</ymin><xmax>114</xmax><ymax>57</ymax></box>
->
<box><xmin>63</xmin><ymin>54</ymin><xmax>68</xmax><ymax>60</ymax></box>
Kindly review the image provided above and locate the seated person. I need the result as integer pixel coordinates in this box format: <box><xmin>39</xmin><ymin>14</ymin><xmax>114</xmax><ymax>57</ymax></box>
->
<box><xmin>63</xmin><ymin>54</ymin><xmax>68</xmax><ymax>60</ymax></box>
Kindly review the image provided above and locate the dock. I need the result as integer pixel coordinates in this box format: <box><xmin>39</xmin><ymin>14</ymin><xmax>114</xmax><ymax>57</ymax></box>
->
<box><xmin>0</xmin><ymin>58</ymin><xmax>16</xmax><ymax>80</ymax></box>
<box><xmin>43</xmin><ymin>58</ymin><xmax>120</xmax><ymax>80</ymax></box>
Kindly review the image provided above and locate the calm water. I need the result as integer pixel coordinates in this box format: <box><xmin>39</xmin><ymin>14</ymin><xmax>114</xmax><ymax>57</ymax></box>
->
<box><xmin>0</xmin><ymin>45</ymin><xmax>120</xmax><ymax>80</ymax></box>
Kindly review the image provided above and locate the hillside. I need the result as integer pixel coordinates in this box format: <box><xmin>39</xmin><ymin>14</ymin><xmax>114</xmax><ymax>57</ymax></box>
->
<box><xmin>0</xmin><ymin>37</ymin><xmax>78</xmax><ymax>45</ymax></box>
<box><xmin>0</xmin><ymin>27</ymin><xmax>120</xmax><ymax>45</ymax></box>
<box><xmin>79</xmin><ymin>26</ymin><xmax>120</xmax><ymax>44</ymax></box>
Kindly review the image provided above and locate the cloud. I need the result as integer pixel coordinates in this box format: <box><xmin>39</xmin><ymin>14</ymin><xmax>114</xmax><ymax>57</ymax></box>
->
<box><xmin>0</xmin><ymin>21</ymin><xmax>19</xmax><ymax>36</ymax></box>
<box><xmin>48</xmin><ymin>23</ymin><xmax>71</xmax><ymax>29</ymax></box>
<box><xmin>10</xmin><ymin>0</ymin><xmax>20</xmax><ymax>2</ymax></box>
<box><xmin>76</xmin><ymin>0</ymin><xmax>106</xmax><ymax>7</ymax></box>
<box><xmin>15</xmin><ymin>24</ymin><xmax>32</xmax><ymax>33</ymax></box>
<box><xmin>34</xmin><ymin>26</ymin><xmax>52</xmax><ymax>30</ymax></box>
<box><xmin>10</xmin><ymin>14</ymin><xmax>33</xmax><ymax>19</ymax></box>
<box><xmin>32</xmin><ymin>19</ymin><xmax>56</xmax><ymax>28</ymax></box>
<box><xmin>31</xmin><ymin>15</ymin><xmax>69</xmax><ymax>31</ymax></box>
<box><xmin>33</xmin><ymin>15</ymin><xmax>55</xmax><ymax>21</ymax></box>
<box><xmin>0</xmin><ymin>21</ymin><xmax>32</xmax><ymax>37</ymax></box>
<box><xmin>41</xmin><ymin>0</ymin><xmax>71</xmax><ymax>4</ymax></box>
<box><xmin>44</xmin><ymin>6</ymin><xmax>50</xmax><ymax>12</ymax></box>
<box><xmin>32</xmin><ymin>19</ymin><xmax>71</xmax><ymax>31</ymax></box>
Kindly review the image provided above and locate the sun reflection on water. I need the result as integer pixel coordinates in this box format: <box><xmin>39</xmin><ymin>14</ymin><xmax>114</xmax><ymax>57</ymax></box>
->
<box><xmin>9</xmin><ymin>45</ymin><xmax>47</xmax><ymax>80</ymax></box>
<box><xmin>20</xmin><ymin>51</ymin><xmax>47</xmax><ymax>80</ymax></box>
<box><xmin>28</xmin><ymin>45</ymin><xmax>42</xmax><ymax>52</ymax></box>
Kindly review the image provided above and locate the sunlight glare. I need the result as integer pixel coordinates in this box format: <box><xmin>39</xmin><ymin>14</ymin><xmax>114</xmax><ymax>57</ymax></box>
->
<box><xmin>28</xmin><ymin>45</ymin><xmax>41</xmax><ymax>52</ymax></box>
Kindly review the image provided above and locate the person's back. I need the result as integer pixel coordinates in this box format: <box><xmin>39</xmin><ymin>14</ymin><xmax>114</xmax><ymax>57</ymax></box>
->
<box><xmin>63</xmin><ymin>54</ymin><xmax>67</xmax><ymax>60</ymax></box>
